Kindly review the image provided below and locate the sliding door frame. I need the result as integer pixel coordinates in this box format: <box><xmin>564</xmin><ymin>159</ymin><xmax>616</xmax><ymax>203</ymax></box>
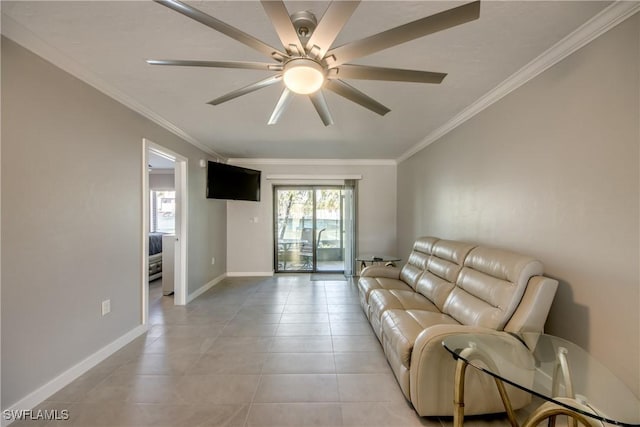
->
<box><xmin>273</xmin><ymin>185</ymin><xmax>348</xmax><ymax>274</ymax></box>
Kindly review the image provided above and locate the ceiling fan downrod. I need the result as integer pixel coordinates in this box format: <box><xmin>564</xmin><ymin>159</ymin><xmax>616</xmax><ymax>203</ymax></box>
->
<box><xmin>289</xmin><ymin>10</ymin><xmax>317</xmax><ymax>43</ymax></box>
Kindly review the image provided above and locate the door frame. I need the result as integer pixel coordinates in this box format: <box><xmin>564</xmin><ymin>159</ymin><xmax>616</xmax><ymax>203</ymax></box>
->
<box><xmin>142</xmin><ymin>139</ymin><xmax>189</xmax><ymax>325</ymax></box>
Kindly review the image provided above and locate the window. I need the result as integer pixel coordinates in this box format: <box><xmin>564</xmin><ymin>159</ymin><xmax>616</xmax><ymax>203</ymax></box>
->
<box><xmin>150</xmin><ymin>190</ymin><xmax>175</xmax><ymax>233</ymax></box>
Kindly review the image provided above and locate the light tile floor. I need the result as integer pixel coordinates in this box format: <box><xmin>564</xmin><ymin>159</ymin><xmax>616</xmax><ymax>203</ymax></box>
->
<box><xmin>17</xmin><ymin>275</ymin><xmax>538</xmax><ymax>426</ymax></box>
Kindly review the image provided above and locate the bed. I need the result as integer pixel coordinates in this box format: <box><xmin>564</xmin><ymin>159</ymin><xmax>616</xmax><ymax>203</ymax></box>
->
<box><xmin>149</xmin><ymin>232</ymin><xmax>163</xmax><ymax>281</ymax></box>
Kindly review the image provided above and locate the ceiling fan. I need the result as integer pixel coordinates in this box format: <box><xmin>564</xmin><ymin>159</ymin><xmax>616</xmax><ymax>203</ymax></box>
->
<box><xmin>147</xmin><ymin>0</ymin><xmax>480</xmax><ymax>126</ymax></box>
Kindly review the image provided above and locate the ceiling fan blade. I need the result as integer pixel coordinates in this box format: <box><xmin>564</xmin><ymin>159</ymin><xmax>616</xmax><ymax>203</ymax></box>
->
<box><xmin>324</xmin><ymin>79</ymin><xmax>390</xmax><ymax>116</ymax></box>
<box><xmin>309</xmin><ymin>91</ymin><xmax>334</xmax><ymax>126</ymax></box>
<box><xmin>208</xmin><ymin>74</ymin><xmax>282</xmax><ymax>105</ymax></box>
<box><xmin>334</xmin><ymin>64</ymin><xmax>446</xmax><ymax>84</ymax></box>
<box><xmin>268</xmin><ymin>88</ymin><xmax>294</xmax><ymax>125</ymax></box>
<box><xmin>261</xmin><ymin>1</ymin><xmax>305</xmax><ymax>56</ymax></box>
<box><xmin>147</xmin><ymin>59</ymin><xmax>283</xmax><ymax>71</ymax></box>
<box><xmin>155</xmin><ymin>0</ymin><xmax>287</xmax><ymax>61</ymax></box>
<box><xmin>305</xmin><ymin>1</ymin><xmax>360</xmax><ymax>59</ymax></box>
<box><xmin>325</xmin><ymin>1</ymin><xmax>480</xmax><ymax>67</ymax></box>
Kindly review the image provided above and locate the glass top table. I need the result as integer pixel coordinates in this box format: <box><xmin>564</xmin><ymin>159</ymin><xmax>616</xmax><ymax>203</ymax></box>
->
<box><xmin>355</xmin><ymin>254</ymin><xmax>401</xmax><ymax>270</ymax></box>
<box><xmin>442</xmin><ymin>333</ymin><xmax>640</xmax><ymax>427</ymax></box>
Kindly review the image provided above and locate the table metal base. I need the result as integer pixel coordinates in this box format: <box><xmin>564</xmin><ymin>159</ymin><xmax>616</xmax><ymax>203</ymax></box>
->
<box><xmin>453</xmin><ymin>358</ymin><xmax>600</xmax><ymax>427</ymax></box>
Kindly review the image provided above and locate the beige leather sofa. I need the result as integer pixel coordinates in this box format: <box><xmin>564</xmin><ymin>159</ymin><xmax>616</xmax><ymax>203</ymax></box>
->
<box><xmin>358</xmin><ymin>237</ymin><xmax>558</xmax><ymax>417</ymax></box>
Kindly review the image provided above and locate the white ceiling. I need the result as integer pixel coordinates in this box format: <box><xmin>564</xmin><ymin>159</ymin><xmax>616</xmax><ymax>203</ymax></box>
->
<box><xmin>148</xmin><ymin>150</ymin><xmax>175</xmax><ymax>170</ymax></box>
<box><xmin>2</xmin><ymin>1</ymin><xmax>613</xmax><ymax>160</ymax></box>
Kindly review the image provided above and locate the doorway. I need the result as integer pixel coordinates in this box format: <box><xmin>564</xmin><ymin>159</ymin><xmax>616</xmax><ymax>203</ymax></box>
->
<box><xmin>142</xmin><ymin>139</ymin><xmax>188</xmax><ymax>326</ymax></box>
<box><xmin>274</xmin><ymin>186</ymin><xmax>355</xmax><ymax>273</ymax></box>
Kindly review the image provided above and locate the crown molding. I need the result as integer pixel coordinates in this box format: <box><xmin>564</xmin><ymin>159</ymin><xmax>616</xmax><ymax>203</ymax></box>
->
<box><xmin>1</xmin><ymin>14</ymin><xmax>226</xmax><ymax>161</ymax></box>
<box><xmin>397</xmin><ymin>1</ymin><xmax>640</xmax><ymax>163</ymax></box>
<box><xmin>228</xmin><ymin>158</ymin><xmax>397</xmax><ymax>166</ymax></box>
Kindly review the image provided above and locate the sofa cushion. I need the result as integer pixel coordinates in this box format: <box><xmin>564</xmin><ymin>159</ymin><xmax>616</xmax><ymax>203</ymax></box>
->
<box><xmin>443</xmin><ymin>246</ymin><xmax>544</xmax><ymax>330</ymax></box>
<box><xmin>358</xmin><ymin>277</ymin><xmax>414</xmax><ymax>303</ymax></box>
<box><xmin>415</xmin><ymin>240</ymin><xmax>476</xmax><ymax>310</ymax></box>
<box><xmin>381</xmin><ymin>309</ymin><xmax>460</xmax><ymax>369</ymax></box>
<box><xmin>369</xmin><ymin>289</ymin><xmax>439</xmax><ymax>323</ymax></box>
<box><xmin>399</xmin><ymin>236</ymin><xmax>439</xmax><ymax>290</ymax></box>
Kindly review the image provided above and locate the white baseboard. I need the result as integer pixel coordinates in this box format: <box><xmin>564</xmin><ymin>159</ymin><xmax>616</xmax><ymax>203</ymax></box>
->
<box><xmin>186</xmin><ymin>273</ymin><xmax>227</xmax><ymax>303</ymax></box>
<box><xmin>226</xmin><ymin>271</ymin><xmax>274</xmax><ymax>277</ymax></box>
<box><xmin>2</xmin><ymin>324</ymin><xmax>147</xmax><ymax>427</ymax></box>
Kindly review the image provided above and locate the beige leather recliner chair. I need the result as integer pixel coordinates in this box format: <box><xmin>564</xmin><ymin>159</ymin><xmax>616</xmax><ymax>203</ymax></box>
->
<box><xmin>358</xmin><ymin>237</ymin><xmax>558</xmax><ymax>417</ymax></box>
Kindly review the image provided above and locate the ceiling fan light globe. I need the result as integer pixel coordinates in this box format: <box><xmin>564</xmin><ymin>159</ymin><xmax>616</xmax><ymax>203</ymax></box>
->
<box><xmin>283</xmin><ymin>59</ymin><xmax>325</xmax><ymax>95</ymax></box>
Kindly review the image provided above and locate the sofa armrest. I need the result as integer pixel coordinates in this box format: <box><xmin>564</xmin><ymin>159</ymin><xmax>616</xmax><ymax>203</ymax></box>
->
<box><xmin>409</xmin><ymin>325</ymin><xmax>532</xmax><ymax>416</ymax></box>
<box><xmin>504</xmin><ymin>276</ymin><xmax>558</xmax><ymax>334</ymax></box>
<box><xmin>412</xmin><ymin>324</ymin><xmax>508</xmax><ymax>367</ymax></box>
<box><xmin>360</xmin><ymin>265</ymin><xmax>401</xmax><ymax>279</ymax></box>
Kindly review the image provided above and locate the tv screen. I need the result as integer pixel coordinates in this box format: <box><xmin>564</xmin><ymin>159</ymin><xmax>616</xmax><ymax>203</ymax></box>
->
<box><xmin>207</xmin><ymin>162</ymin><xmax>261</xmax><ymax>202</ymax></box>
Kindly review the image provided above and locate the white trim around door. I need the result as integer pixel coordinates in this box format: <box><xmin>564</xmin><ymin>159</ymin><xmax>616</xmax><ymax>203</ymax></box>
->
<box><xmin>142</xmin><ymin>139</ymin><xmax>189</xmax><ymax>326</ymax></box>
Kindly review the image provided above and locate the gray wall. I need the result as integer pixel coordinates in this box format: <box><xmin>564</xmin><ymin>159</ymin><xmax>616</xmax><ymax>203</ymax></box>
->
<box><xmin>397</xmin><ymin>15</ymin><xmax>639</xmax><ymax>395</ymax></box>
<box><xmin>226</xmin><ymin>161</ymin><xmax>397</xmax><ymax>274</ymax></box>
<box><xmin>1</xmin><ymin>37</ymin><xmax>227</xmax><ymax>407</ymax></box>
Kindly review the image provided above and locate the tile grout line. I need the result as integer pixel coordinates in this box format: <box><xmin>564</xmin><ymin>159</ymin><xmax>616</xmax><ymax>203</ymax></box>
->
<box><xmin>240</xmin><ymin>278</ymin><xmax>294</xmax><ymax>427</ymax></box>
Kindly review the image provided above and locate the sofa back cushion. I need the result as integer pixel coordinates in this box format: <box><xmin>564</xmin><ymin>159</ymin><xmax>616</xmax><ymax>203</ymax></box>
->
<box><xmin>443</xmin><ymin>246</ymin><xmax>544</xmax><ymax>330</ymax></box>
<box><xmin>400</xmin><ymin>237</ymin><xmax>439</xmax><ymax>290</ymax></box>
<box><xmin>415</xmin><ymin>240</ymin><xmax>476</xmax><ymax>310</ymax></box>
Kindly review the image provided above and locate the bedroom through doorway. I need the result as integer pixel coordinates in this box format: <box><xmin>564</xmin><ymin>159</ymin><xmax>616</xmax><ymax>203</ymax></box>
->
<box><xmin>148</xmin><ymin>151</ymin><xmax>175</xmax><ymax>304</ymax></box>
<box><xmin>142</xmin><ymin>139</ymin><xmax>189</xmax><ymax>326</ymax></box>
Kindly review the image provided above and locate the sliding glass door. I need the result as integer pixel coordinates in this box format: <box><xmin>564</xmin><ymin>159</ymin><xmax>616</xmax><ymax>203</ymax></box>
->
<box><xmin>274</xmin><ymin>188</ymin><xmax>313</xmax><ymax>272</ymax></box>
<box><xmin>274</xmin><ymin>186</ymin><xmax>354</xmax><ymax>273</ymax></box>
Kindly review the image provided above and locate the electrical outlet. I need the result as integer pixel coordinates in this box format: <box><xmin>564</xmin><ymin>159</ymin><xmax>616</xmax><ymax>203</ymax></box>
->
<box><xmin>211</xmin><ymin>257</ymin><xmax>216</xmax><ymax>265</ymax></box>
<box><xmin>101</xmin><ymin>299</ymin><xmax>111</xmax><ymax>316</ymax></box>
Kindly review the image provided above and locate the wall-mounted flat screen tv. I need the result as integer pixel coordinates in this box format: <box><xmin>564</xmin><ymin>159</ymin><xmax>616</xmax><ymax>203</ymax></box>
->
<box><xmin>207</xmin><ymin>162</ymin><xmax>261</xmax><ymax>202</ymax></box>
